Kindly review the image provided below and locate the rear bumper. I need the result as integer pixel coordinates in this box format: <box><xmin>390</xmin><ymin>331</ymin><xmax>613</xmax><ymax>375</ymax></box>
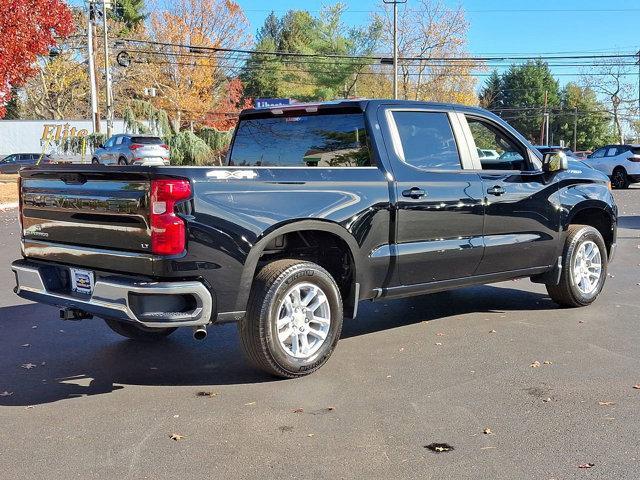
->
<box><xmin>11</xmin><ymin>259</ymin><xmax>213</xmax><ymax>328</ymax></box>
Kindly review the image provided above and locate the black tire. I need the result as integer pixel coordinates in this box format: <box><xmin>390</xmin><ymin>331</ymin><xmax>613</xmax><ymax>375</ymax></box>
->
<box><xmin>91</xmin><ymin>158</ymin><xmax>99</xmax><ymax>164</ymax></box>
<box><xmin>118</xmin><ymin>157</ymin><xmax>128</xmax><ymax>166</ymax></box>
<box><xmin>239</xmin><ymin>259</ymin><xmax>344</xmax><ymax>378</ymax></box>
<box><xmin>546</xmin><ymin>225</ymin><xmax>608</xmax><ymax>308</ymax></box>
<box><xmin>611</xmin><ymin>167</ymin><xmax>629</xmax><ymax>189</ymax></box>
<box><xmin>103</xmin><ymin>318</ymin><xmax>177</xmax><ymax>342</ymax></box>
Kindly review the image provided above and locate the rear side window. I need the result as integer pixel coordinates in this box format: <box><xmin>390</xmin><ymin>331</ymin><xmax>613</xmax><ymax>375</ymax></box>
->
<box><xmin>229</xmin><ymin>113</ymin><xmax>370</xmax><ymax>167</ymax></box>
<box><xmin>391</xmin><ymin>111</ymin><xmax>461</xmax><ymax>170</ymax></box>
<box><xmin>131</xmin><ymin>137</ymin><xmax>163</xmax><ymax>145</ymax></box>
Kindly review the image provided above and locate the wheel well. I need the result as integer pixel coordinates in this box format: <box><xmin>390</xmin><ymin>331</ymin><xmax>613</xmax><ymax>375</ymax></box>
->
<box><xmin>569</xmin><ymin>208</ymin><xmax>614</xmax><ymax>255</ymax></box>
<box><xmin>257</xmin><ymin>230</ymin><xmax>357</xmax><ymax>318</ymax></box>
<box><xmin>613</xmin><ymin>166</ymin><xmax>626</xmax><ymax>173</ymax></box>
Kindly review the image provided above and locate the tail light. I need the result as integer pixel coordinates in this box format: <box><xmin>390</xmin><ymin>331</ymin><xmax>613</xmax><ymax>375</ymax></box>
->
<box><xmin>161</xmin><ymin>144</ymin><xmax>170</xmax><ymax>151</ymax></box>
<box><xmin>627</xmin><ymin>155</ymin><xmax>640</xmax><ymax>162</ymax></box>
<box><xmin>150</xmin><ymin>179</ymin><xmax>191</xmax><ymax>255</ymax></box>
<box><xmin>129</xmin><ymin>143</ymin><xmax>143</xmax><ymax>150</ymax></box>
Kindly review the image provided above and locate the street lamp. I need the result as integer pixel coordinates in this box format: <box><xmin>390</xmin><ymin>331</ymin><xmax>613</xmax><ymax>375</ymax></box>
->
<box><xmin>383</xmin><ymin>0</ymin><xmax>407</xmax><ymax>100</ymax></box>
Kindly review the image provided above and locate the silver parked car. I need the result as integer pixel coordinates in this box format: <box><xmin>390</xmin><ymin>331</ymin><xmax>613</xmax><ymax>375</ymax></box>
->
<box><xmin>91</xmin><ymin>134</ymin><xmax>170</xmax><ymax>166</ymax></box>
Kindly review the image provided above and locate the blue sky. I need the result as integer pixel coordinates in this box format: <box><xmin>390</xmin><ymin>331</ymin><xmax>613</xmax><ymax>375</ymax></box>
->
<box><xmin>238</xmin><ymin>0</ymin><xmax>640</xmax><ymax>91</ymax></box>
<box><xmin>239</xmin><ymin>0</ymin><xmax>640</xmax><ymax>55</ymax></box>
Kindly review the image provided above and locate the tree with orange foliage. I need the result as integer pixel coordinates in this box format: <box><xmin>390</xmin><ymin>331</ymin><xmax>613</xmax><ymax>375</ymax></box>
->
<box><xmin>0</xmin><ymin>0</ymin><xmax>74</xmax><ymax>117</ymax></box>
<box><xmin>205</xmin><ymin>78</ymin><xmax>252</xmax><ymax>130</ymax></box>
<box><xmin>147</xmin><ymin>0</ymin><xmax>250</xmax><ymax>130</ymax></box>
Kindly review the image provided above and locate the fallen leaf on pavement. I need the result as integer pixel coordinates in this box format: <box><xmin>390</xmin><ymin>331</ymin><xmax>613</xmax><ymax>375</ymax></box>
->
<box><xmin>598</xmin><ymin>401</ymin><xmax>616</xmax><ymax>406</ymax></box>
<box><xmin>244</xmin><ymin>401</ymin><xmax>256</xmax><ymax>406</ymax></box>
<box><xmin>424</xmin><ymin>443</ymin><xmax>454</xmax><ymax>453</ymax></box>
<box><xmin>489</xmin><ymin>329</ymin><xmax>496</xmax><ymax>333</ymax></box>
<box><xmin>25</xmin><ymin>406</ymin><xmax>34</xmax><ymax>409</ymax></box>
<box><xmin>436</xmin><ymin>332</ymin><xmax>445</xmax><ymax>336</ymax></box>
<box><xmin>292</xmin><ymin>408</ymin><xmax>304</xmax><ymax>413</ymax></box>
<box><xmin>169</xmin><ymin>433</ymin><xmax>185</xmax><ymax>441</ymax></box>
<box><xmin>278</xmin><ymin>425</ymin><xmax>293</xmax><ymax>433</ymax></box>
<box><xmin>483</xmin><ymin>428</ymin><xmax>492</xmax><ymax>435</ymax></box>
<box><xmin>21</xmin><ymin>363</ymin><xmax>36</xmax><ymax>370</ymax></box>
<box><xmin>435</xmin><ymin>342</ymin><xmax>443</xmax><ymax>346</ymax></box>
<box><xmin>196</xmin><ymin>391</ymin><xmax>219</xmax><ymax>398</ymax></box>
<box><xmin>578</xmin><ymin>463</ymin><xmax>595</xmax><ymax>469</ymax></box>
<box><xmin>307</xmin><ymin>433</ymin><xmax>315</xmax><ymax>437</ymax></box>
<box><xmin>0</xmin><ymin>391</ymin><xmax>13</xmax><ymax>397</ymax></box>
<box><xmin>21</xmin><ymin>344</ymin><xmax>30</xmax><ymax>347</ymax></box>
<box><xmin>633</xmin><ymin>385</ymin><xmax>640</xmax><ymax>389</ymax></box>
<box><xmin>530</xmin><ymin>361</ymin><xmax>541</xmax><ymax>368</ymax></box>
<box><xmin>543</xmin><ymin>398</ymin><xmax>552</xmax><ymax>403</ymax></box>
<box><xmin>543</xmin><ymin>361</ymin><xmax>553</xmax><ymax>365</ymax></box>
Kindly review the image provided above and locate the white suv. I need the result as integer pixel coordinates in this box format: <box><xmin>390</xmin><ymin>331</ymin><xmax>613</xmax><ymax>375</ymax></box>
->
<box><xmin>587</xmin><ymin>144</ymin><xmax>640</xmax><ymax>189</ymax></box>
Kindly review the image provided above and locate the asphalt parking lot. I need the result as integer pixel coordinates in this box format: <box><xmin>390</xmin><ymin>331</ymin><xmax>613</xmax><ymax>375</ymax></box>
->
<box><xmin>1</xmin><ymin>189</ymin><xmax>639</xmax><ymax>480</ymax></box>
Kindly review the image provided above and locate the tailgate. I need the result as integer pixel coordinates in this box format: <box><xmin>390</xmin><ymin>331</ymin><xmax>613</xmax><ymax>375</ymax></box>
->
<box><xmin>20</xmin><ymin>168</ymin><xmax>151</xmax><ymax>253</ymax></box>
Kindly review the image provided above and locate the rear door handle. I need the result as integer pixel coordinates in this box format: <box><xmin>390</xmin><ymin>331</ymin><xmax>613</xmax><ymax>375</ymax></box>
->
<box><xmin>487</xmin><ymin>185</ymin><xmax>506</xmax><ymax>196</ymax></box>
<box><xmin>402</xmin><ymin>187</ymin><xmax>427</xmax><ymax>199</ymax></box>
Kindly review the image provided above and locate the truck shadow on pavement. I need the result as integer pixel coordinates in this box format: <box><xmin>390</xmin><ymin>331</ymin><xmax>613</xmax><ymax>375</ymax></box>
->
<box><xmin>0</xmin><ymin>284</ymin><xmax>554</xmax><ymax>406</ymax></box>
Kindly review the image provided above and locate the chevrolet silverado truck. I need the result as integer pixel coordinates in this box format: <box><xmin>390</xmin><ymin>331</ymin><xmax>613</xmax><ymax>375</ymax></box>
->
<box><xmin>11</xmin><ymin>100</ymin><xmax>617</xmax><ymax>378</ymax></box>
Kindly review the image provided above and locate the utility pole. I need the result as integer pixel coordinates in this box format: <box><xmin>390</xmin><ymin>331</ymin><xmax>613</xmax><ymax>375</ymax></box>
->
<box><xmin>87</xmin><ymin>1</ymin><xmax>100</xmax><ymax>134</ymax></box>
<box><xmin>102</xmin><ymin>0</ymin><xmax>114</xmax><ymax>137</ymax></box>
<box><xmin>383</xmin><ymin>0</ymin><xmax>406</xmax><ymax>100</ymax></box>
<box><xmin>541</xmin><ymin>90</ymin><xmax>548</xmax><ymax>145</ymax></box>
<box><xmin>573</xmin><ymin>106</ymin><xmax>578</xmax><ymax>151</ymax></box>
<box><xmin>637</xmin><ymin>50</ymin><xmax>640</xmax><ymax>118</ymax></box>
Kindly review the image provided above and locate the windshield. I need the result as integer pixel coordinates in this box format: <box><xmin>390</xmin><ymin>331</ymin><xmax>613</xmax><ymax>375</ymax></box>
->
<box><xmin>228</xmin><ymin>113</ymin><xmax>370</xmax><ymax>167</ymax></box>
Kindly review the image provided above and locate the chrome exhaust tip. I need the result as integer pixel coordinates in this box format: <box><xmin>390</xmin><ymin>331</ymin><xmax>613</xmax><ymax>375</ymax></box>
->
<box><xmin>193</xmin><ymin>326</ymin><xmax>207</xmax><ymax>340</ymax></box>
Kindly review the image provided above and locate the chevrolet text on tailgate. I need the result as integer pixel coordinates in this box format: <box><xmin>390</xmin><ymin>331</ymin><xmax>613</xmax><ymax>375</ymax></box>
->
<box><xmin>12</xmin><ymin>100</ymin><xmax>618</xmax><ymax>378</ymax></box>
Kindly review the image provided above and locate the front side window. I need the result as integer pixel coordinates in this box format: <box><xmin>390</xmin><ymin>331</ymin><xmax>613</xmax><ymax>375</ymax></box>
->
<box><xmin>391</xmin><ymin>111</ymin><xmax>461</xmax><ymax>170</ymax></box>
<box><xmin>590</xmin><ymin>148</ymin><xmax>606</xmax><ymax>158</ymax></box>
<box><xmin>466</xmin><ymin>117</ymin><xmax>526</xmax><ymax>170</ymax></box>
<box><xmin>104</xmin><ymin>137</ymin><xmax>115</xmax><ymax>148</ymax></box>
<box><xmin>229</xmin><ymin>113</ymin><xmax>370</xmax><ymax>167</ymax></box>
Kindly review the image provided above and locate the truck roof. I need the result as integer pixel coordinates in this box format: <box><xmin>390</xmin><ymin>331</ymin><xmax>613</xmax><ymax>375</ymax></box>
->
<box><xmin>239</xmin><ymin>99</ymin><xmax>491</xmax><ymax>118</ymax></box>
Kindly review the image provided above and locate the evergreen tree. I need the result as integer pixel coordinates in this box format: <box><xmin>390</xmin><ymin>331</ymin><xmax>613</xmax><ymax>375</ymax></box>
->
<box><xmin>500</xmin><ymin>60</ymin><xmax>560</xmax><ymax>142</ymax></box>
<box><xmin>478</xmin><ymin>70</ymin><xmax>503</xmax><ymax>110</ymax></box>
<box><xmin>111</xmin><ymin>0</ymin><xmax>146</xmax><ymax>34</ymax></box>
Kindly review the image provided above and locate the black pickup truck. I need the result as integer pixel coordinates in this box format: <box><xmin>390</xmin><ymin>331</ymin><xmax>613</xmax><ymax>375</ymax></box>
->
<box><xmin>12</xmin><ymin>100</ymin><xmax>617</xmax><ymax>377</ymax></box>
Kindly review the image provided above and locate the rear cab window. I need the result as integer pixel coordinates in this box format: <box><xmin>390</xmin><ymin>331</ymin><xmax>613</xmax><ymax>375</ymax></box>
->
<box><xmin>228</xmin><ymin>111</ymin><xmax>371</xmax><ymax>167</ymax></box>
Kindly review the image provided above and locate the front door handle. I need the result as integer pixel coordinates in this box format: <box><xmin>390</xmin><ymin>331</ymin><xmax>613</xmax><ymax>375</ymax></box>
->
<box><xmin>487</xmin><ymin>185</ymin><xmax>506</xmax><ymax>196</ymax></box>
<box><xmin>402</xmin><ymin>187</ymin><xmax>427</xmax><ymax>199</ymax></box>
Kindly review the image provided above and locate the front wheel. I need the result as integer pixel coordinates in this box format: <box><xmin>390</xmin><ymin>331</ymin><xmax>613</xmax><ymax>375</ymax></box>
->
<box><xmin>103</xmin><ymin>318</ymin><xmax>177</xmax><ymax>342</ymax></box>
<box><xmin>118</xmin><ymin>157</ymin><xmax>128</xmax><ymax>166</ymax></box>
<box><xmin>546</xmin><ymin>225</ymin><xmax>607</xmax><ymax>307</ymax></box>
<box><xmin>239</xmin><ymin>259</ymin><xmax>344</xmax><ymax>378</ymax></box>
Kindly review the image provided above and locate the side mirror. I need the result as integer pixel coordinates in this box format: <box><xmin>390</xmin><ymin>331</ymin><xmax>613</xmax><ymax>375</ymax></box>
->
<box><xmin>542</xmin><ymin>150</ymin><xmax>568</xmax><ymax>173</ymax></box>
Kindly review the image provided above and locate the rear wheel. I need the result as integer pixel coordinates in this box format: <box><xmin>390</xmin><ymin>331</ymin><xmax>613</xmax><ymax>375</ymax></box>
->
<box><xmin>103</xmin><ymin>318</ymin><xmax>177</xmax><ymax>342</ymax></box>
<box><xmin>91</xmin><ymin>158</ymin><xmax>99</xmax><ymax>164</ymax></box>
<box><xmin>118</xmin><ymin>157</ymin><xmax>128</xmax><ymax>166</ymax></box>
<box><xmin>611</xmin><ymin>167</ymin><xmax>629</xmax><ymax>189</ymax></box>
<box><xmin>546</xmin><ymin>225</ymin><xmax>607</xmax><ymax>307</ymax></box>
<box><xmin>239</xmin><ymin>259</ymin><xmax>343</xmax><ymax>378</ymax></box>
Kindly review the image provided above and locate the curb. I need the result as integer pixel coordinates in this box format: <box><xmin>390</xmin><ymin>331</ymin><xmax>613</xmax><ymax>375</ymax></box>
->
<box><xmin>0</xmin><ymin>202</ymin><xmax>18</xmax><ymax>211</ymax></box>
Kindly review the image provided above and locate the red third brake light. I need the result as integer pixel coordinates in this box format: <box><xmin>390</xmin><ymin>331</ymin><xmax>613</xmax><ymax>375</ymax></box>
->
<box><xmin>150</xmin><ymin>179</ymin><xmax>191</xmax><ymax>255</ymax></box>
